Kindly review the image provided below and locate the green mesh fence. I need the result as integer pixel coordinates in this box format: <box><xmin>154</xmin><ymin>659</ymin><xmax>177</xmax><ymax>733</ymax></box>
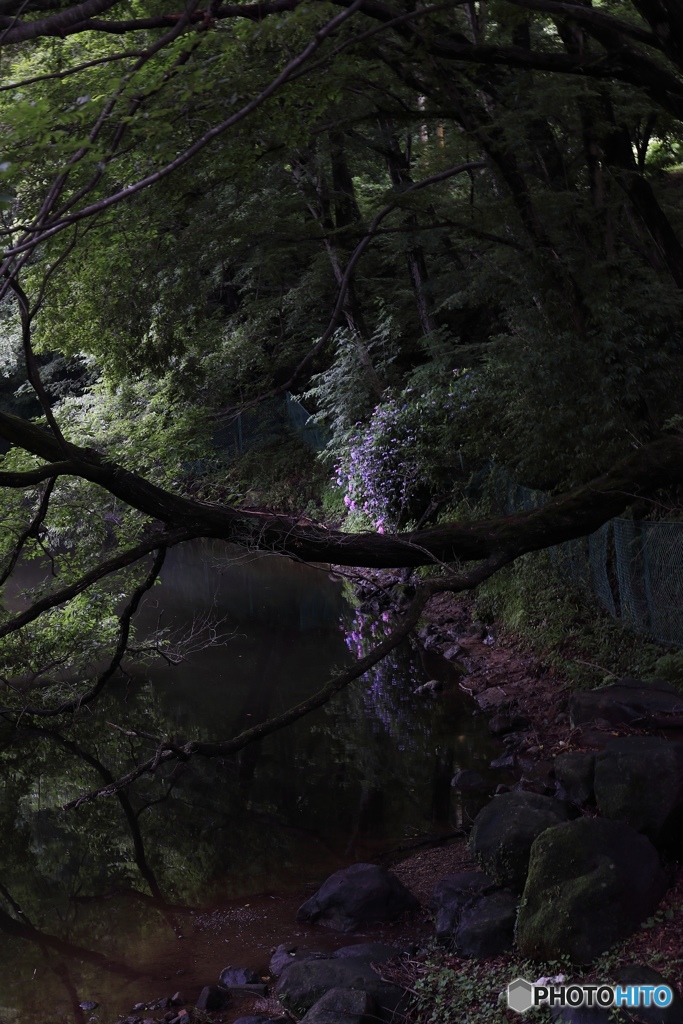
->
<box><xmin>487</xmin><ymin>466</ymin><xmax>681</xmax><ymax>645</ymax></box>
<box><xmin>212</xmin><ymin>392</ymin><xmax>328</xmax><ymax>460</ymax></box>
<box><xmin>613</xmin><ymin>519</ymin><xmax>683</xmax><ymax>645</ymax></box>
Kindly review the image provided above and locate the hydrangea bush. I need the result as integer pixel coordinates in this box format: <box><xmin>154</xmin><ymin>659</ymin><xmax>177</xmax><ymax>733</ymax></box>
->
<box><xmin>336</xmin><ymin>371</ymin><xmax>473</xmax><ymax>531</ymax></box>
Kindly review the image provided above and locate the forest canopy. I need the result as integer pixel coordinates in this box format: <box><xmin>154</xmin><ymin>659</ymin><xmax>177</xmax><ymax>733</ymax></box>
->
<box><xmin>0</xmin><ymin>0</ymin><xmax>682</xmax><ymax>749</ymax></box>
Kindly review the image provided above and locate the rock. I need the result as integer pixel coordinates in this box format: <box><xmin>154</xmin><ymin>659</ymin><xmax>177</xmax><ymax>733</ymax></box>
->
<box><xmin>554</xmin><ymin>751</ymin><xmax>595</xmax><ymax>805</ymax></box>
<box><xmin>489</xmin><ymin>714</ymin><xmax>513</xmax><ymax>735</ymax></box>
<box><xmin>300</xmin><ymin>987</ymin><xmax>378</xmax><ymax>1023</ymax></box>
<box><xmin>593</xmin><ymin>737</ymin><xmax>683</xmax><ymax>848</ymax></box>
<box><xmin>79</xmin><ymin>1003</ymin><xmax>98</xmax><ymax>1012</ymax></box>
<box><xmin>296</xmin><ymin>863</ymin><xmax>418</xmax><ymax>932</ymax></box>
<box><xmin>275</xmin><ymin>957</ymin><xmax>407</xmax><ymax>1021</ymax></box>
<box><xmin>431</xmin><ymin>870</ymin><xmax>497</xmax><ymax>941</ymax></box>
<box><xmin>570</xmin><ymin>678</ymin><xmax>683</xmax><ymax>730</ymax></box>
<box><xmin>470</xmin><ymin>791</ymin><xmax>574</xmax><ymax>890</ymax></box>
<box><xmin>490</xmin><ymin>754</ymin><xmax>516</xmax><ymax>770</ymax></box>
<box><xmin>423</xmin><ymin>635</ymin><xmax>445</xmax><ymax>651</ymax></box>
<box><xmin>170</xmin><ymin>993</ymin><xmax>184</xmax><ymax>1006</ymax></box>
<box><xmin>613</xmin><ymin>966</ymin><xmax>683</xmax><ymax>1024</ymax></box>
<box><xmin>516</xmin><ymin>818</ymin><xmax>670</xmax><ymax>963</ymax></box>
<box><xmin>269</xmin><ymin>944</ymin><xmax>323</xmax><ymax>977</ymax></box>
<box><xmin>443</xmin><ymin>644</ymin><xmax>463</xmax><ymax>660</ymax></box>
<box><xmin>219</xmin><ymin>966</ymin><xmax>261</xmax><ymax>987</ymax></box>
<box><xmin>195</xmin><ymin>985</ymin><xmax>230</xmax><ymax>1011</ymax></box>
<box><xmin>332</xmin><ymin>943</ymin><xmax>400</xmax><ymax>961</ymax></box>
<box><xmin>414</xmin><ymin>680</ymin><xmax>443</xmax><ymax>696</ymax></box>
<box><xmin>455</xmin><ymin>888</ymin><xmax>518</xmax><ymax>957</ymax></box>
<box><xmin>451</xmin><ymin>769</ymin><xmax>488</xmax><ymax>792</ymax></box>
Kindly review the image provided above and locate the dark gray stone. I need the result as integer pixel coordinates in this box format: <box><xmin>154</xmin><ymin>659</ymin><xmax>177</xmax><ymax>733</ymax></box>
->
<box><xmin>195</xmin><ymin>985</ymin><xmax>230</xmax><ymax>1011</ymax></box>
<box><xmin>300</xmin><ymin>987</ymin><xmax>378</xmax><ymax>1023</ymax></box>
<box><xmin>415</xmin><ymin>679</ymin><xmax>443</xmax><ymax>696</ymax></box>
<box><xmin>555</xmin><ymin>751</ymin><xmax>595</xmax><ymax>805</ymax></box>
<box><xmin>430</xmin><ymin>870</ymin><xmax>497</xmax><ymax>941</ymax></box>
<box><xmin>489</xmin><ymin>714</ymin><xmax>513</xmax><ymax>735</ymax></box>
<box><xmin>614</xmin><ymin>966</ymin><xmax>683</xmax><ymax>1024</ymax></box>
<box><xmin>517</xmin><ymin>818</ymin><xmax>670</xmax><ymax>963</ymax></box>
<box><xmin>490</xmin><ymin>754</ymin><xmax>516</xmax><ymax>770</ymax></box>
<box><xmin>269</xmin><ymin>944</ymin><xmax>323</xmax><ymax>977</ymax></box>
<box><xmin>219</xmin><ymin>966</ymin><xmax>260</xmax><ymax>987</ymax></box>
<box><xmin>451</xmin><ymin>769</ymin><xmax>488</xmax><ymax>791</ymax></box>
<box><xmin>332</xmin><ymin>943</ymin><xmax>400</xmax><ymax>961</ymax></box>
<box><xmin>275</xmin><ymin>957</ymin><xmax>408</xmax><ymax>1021</ymax></box>
<box><xmin>470</xmin><ymin>791</ymin><xmax>574</xmax><ymax>889</ymax></box>
<box><xmin>455</xmin><ymin>888</ymin><xmax>518</xmax><ymax>957</ymax></box>
<box><xmin>296</xmin><ymin>863</ymin><xmax>418</xmax><ymax>932</ymax></box>
<box><xmin>570</xmin><ymin>678</ymin><xmax>683</xmax><ymax>730</ymax></box>
<box><xmin>593</xmin><ymin>737</ymin><xmax>683</xmax><ymax>848</ymax></box>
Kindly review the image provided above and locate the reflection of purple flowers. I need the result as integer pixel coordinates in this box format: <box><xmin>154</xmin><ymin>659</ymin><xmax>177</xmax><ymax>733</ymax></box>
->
<box><xmin>341</xmin><ymin>607</ymin><xmax>426</xmax><ymax>746</ymax></box>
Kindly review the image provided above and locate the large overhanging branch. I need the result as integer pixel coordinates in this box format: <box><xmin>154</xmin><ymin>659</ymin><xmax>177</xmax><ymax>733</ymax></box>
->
<box><xmin>0</xmin><ymin>410</ymin><xmax>681</xmax><ymax>569</ymax></box>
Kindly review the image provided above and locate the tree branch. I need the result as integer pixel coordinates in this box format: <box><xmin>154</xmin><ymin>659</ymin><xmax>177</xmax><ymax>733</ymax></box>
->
<box><xmin>0</xmin><ymin>527</ymin><xmax>191</xmax><ymax>641</ymax></box>
<box><xmin>0</xmin><ymin>410</ymin><xmax>681</xmax><ymax>569</ymax></box>
<box><xmin>66</xmin><ymin>556</ymin><xmax>509</xmax><ymax>806</ymax></box>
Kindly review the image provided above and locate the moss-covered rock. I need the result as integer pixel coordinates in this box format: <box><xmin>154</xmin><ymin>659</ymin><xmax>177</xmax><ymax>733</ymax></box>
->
<box><xmin>593</xmin><ymin>737</ymin><xmax>683</xmax><ymax>849</ymax></box>
<box><xmin>470</xmin><ymin>791</ymin><xmax>573</xmax><ymax>890</ymax></box>
<box><xmin>516</xmin><ymin>818</ymin><xmax>669</xmax><ymax>963</ymax></box>
<box><xmin>554</xmin><ymin>751</ymin><xmax>595</xmax><ymax>806</ymax></box>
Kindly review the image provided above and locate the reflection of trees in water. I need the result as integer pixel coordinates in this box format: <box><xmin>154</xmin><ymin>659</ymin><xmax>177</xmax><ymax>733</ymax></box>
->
<box><xmin>337</xmin><ymin>607</ymin><xmax>496</xmax><ymax>843</ymax></box>
<box><xmin>0</xmin><ymin>683</ymin><xmax>310</xmax><ymax>1020</ymax></box>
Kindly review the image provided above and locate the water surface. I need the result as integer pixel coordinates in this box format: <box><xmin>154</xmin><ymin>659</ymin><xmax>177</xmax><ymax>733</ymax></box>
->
<box><xmin>0</xmin><ymin>541</ymin><xmax>497</xmax><ymax>1023</ymax></box>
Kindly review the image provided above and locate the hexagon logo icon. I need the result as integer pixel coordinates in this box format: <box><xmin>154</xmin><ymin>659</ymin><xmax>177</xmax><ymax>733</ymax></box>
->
<box><xmin>507</xmin><ymin>978</ymin><xmax>534</xmax><ymax>1014</ymax></box>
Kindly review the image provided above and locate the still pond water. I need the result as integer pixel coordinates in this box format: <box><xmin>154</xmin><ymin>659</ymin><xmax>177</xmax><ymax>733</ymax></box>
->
<box><xmin>0</xmin><ymin>541</ymin><xmax>497</xmax><ymax>1023</ymax></box>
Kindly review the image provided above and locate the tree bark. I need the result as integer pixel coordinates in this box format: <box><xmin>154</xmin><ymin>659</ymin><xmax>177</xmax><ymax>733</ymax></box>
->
<box><xmin>0</xmin><ymin>410</ymin><xmax>681</xmax><ymax>569</ymax></box>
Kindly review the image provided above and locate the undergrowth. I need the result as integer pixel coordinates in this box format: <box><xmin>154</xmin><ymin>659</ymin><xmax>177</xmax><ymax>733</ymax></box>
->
<box><xmin>473</xmin><ymin>550</ymin><xmax>669</xmax><ymax>690</ymax></box>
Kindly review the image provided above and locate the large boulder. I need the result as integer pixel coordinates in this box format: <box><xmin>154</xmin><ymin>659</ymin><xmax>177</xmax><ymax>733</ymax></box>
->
<box><xmin>431</xmin><ymin>870</ymin><xmax>517</xmax><ymax>956</ymax></box>
<box><xmin>455</xmin><ymin>888</ymin><xmax>518</xmax><ymax>957</ymax></box>
<box><xmin>570</xmin><ymin>678</ymin><xmax>683</xmax><ymax>730</ymax></box>
<box><xmin>431</xmin><ymin>870</ymin><xmax>496</xmax><ymax>941</ymax></box>
<box><xmin>470</xmin><ymin>791</ymin><xmax>574</xmax><ymax>889</ymax></box>
<box><xmin>593</xmin><ymin>737</ymin><xmax>683</xmax><ymax>849</ymax></box>
<box><xmin>612</xmin><ymin>966</ymin><xmax>683</xmax><ymax>1024</ymax></box>
<box><xmin>516</xmin><ymin>818</ymin><xmax>670</xmax><ymax>963</ymax></box>
<box><xmin>269</xmin><ymin>945</ymin><xmax>323</xmax><ymax>978</ymax></box>
<box><xmin>195</xmin><ymin>985</ymin><xmax>230</xmax><ymax>1011</ymax></box>
<box><xmin>296</xmin><ymin>863</ymin><xmax>418</xmax><ymax>932</ymax></box>
<box><xmin>275</xmin><ymin>957</ymin><xmax>407</xmax><ymax>1021</ymax></box>
<box><xmin>554</xmin><ymin>751</ymin><xmax>595</xmax><ymax>806</ymax></box>
<box><xmin>300</xmin><ymin>987</ymin><xmax>378</xmax><ymax>1023</ymax></box>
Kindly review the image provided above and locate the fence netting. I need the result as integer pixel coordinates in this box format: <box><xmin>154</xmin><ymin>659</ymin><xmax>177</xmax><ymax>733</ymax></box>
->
<box><xmin>212</xmin><ymin>392</ymin><xmax>328</xmax><ymax>460</ymax></box>
<box><xmin>488</xmin><ymin>465</ymin><xmax>682</xmax><ymax>646</ymax></box>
